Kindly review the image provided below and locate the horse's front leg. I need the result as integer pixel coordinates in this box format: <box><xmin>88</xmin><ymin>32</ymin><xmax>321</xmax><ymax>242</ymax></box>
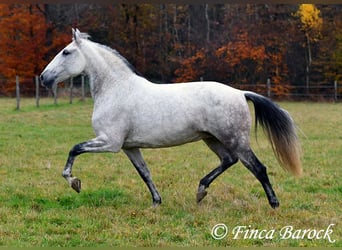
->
<box><xmin>123</xmin><ymin>148</ymin><xmax>162</xmax><ymax>206</ymax></box>
<box><xmin>62</xmin><ymin>136</ymin><xmax>117</xmax><ymax>193</ymax></box>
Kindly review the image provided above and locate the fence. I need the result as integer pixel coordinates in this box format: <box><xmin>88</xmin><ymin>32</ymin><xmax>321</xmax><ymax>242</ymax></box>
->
<box><xmin>3</xmin><ymin>75</ymin><xmax>342</xmax><ymax>110</ymax></box>
<box><xmin>233</xmin><ymin>80</ymin><xmax>341</xmax><ymax>101</ymax></box>
<box><xmin>9</xmin><ymin>75</ymin><xmax>90</xmax><ymax>110</ymax></box>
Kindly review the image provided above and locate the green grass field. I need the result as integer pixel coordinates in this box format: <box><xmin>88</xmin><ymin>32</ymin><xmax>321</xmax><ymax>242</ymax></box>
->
<box><xmin>0</xmin><ymin>98</ymin><xmax>341</xmax><ymax>247</ymax></box>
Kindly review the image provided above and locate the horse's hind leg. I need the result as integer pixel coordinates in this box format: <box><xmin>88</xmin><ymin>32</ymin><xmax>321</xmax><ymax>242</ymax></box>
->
<box><xmin>124</xmin><ymin>148</ymin><xmax>162</xmax><ymax>206</ymax></box>
<box><xmin>197</xmin><ymin>137</ymin><xmax>238</xmax><ymax>203</ymax></box>
<box><xmin>238</xmin><ymin>148</ymin><xmax>279</xmax><ymax>208</ymax></box>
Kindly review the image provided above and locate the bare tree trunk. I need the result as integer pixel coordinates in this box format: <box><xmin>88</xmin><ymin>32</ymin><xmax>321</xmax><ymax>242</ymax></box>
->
<box><xmin>159</xmin><ymin>4</ymin><xmax>168</xmax><ymax>82</ymax></box>
<box><xmin>172</xmin><ymin>4</ymin><xmax>181</xmax><ymax>58</ymax></box>
<box><xmin>305</xmin><ymin>33</ymin><xmax>312</xmax><ymax>94</ymax></box>
<box><xmin>173</xmin><ymin>5</ymin><xmax>179</xmax><ymax>44</ymax></box>
<box><xmin>205</xmin><ymin>4</ymin><xmax>210</xmax><ymax>44</ymax></box>
<box><xmin>164</xmin><ymin>4</ymin><xmax>168</xmax><ymax>34</ymax></box>
<box><xmin>187</xmin><ymin>9</ymin><xmax>191</xmax><ymax>55</ymax></box>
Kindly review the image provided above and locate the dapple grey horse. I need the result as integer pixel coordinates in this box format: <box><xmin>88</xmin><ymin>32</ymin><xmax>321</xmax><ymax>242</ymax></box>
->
<box><xmin>40</xmin><ymin>29</ymin><xmax>302</xmax><ymax>208</ymax></box>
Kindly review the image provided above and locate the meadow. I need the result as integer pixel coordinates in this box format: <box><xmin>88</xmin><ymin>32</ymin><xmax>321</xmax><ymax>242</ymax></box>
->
<box><xmin>0</xmin><ymin>98</ymin><xmax>340</xmax><ymax>247</ymax></box>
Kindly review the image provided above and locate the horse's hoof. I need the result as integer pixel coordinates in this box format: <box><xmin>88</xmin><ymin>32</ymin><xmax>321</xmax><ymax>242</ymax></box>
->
<box><xmin>196</xmin><ymin>190</ymin><xmax>208</xmax><ymax>203</ymax></box>
<box><xmin>152</xmin><ymin>199</ymin><xmax>162</xmax><ymax>207</ymax></box>
<box><xmin>270</xmin><ymin>199</ymin><xmax>279</xmax><ymax>209</ymax></box>
<box><xmin>71</xmin><ymin>177</ymin><xmax>81</xmax><ymax>193</ymax></box>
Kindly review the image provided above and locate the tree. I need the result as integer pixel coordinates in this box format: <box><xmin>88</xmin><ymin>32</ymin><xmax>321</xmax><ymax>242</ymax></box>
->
<box><xmin>3</xmin><ymin>3</ymin><xmax>339</xmax><ymax>98</ymax></box>
<box><xmin>0</xmin><ymin>4</ymin><xmax>69</xmax><ymax>95</ymax></box>
<box><xmin>174</xmin><ymin>49</ymin><xmax>207</xmax><ymax>82</ymax></box>
<box><xmin>312</xmin><ymin>5</ymin><xmax>342</xmax><ymax>86</ymax></box>
<box><xmin>215</xmin><ymin>31</ymin><xmax>267</xmax><ymax>85</ymax></box>
<box><xmin>294</xmin><ymin>4</ymin><xmax>323</xmax><ymax>92</ymax></box>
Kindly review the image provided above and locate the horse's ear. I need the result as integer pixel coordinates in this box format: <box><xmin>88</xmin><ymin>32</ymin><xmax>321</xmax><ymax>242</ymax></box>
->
<box><xmin>72</xmin><ymin>28</ymin><xmax>82</xmax><ymax>44</ymax></box>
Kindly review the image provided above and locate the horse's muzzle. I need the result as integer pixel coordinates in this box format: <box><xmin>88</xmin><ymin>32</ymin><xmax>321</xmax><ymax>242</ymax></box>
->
<box><xmin>40</xmin><ymin>72</ymin><xmax>55</xmax><ymax>89</ymax></box>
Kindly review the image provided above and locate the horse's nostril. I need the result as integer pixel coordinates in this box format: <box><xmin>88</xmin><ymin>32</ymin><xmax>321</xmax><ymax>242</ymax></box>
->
<box><xmin>40</xmin><ymin>74</ymin><xmax>44</xmax><ymax>81</ymax></box>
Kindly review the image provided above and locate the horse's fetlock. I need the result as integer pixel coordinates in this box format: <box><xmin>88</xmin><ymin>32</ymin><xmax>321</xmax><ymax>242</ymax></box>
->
<box><xmin>199</xmin><ymin>178</ymin><xmax>209</xmax><ymax>188</ymax></box>
<box><xmin>62</xmin><ymin>171</ymin><xmax>71</xmax><ymax>178</ymax></box>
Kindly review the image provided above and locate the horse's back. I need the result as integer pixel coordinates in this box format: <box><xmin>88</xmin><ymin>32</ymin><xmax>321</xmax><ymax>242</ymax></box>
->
<box><xmin>158</xmin><ymin>80</ymin><xmax>249</xmax><ymax>121</ymax></box>
<box><xmin>147</xmin><ymin>79</ymin><xmax>245</xmax><ymax>107</ymax></box>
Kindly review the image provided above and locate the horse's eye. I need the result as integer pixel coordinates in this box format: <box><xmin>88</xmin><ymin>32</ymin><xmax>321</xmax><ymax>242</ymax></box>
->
<box><xmin>63</xmin><ymin>50</ymin><xmax>71</xmax><ymax>56</ymax></box>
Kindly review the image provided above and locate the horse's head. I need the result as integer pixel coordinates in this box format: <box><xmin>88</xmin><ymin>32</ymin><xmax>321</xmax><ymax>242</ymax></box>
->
<box><xmin>40</xmin><ymin>28</ymin><xmax>87</xmax><ymax>89</ymax></box>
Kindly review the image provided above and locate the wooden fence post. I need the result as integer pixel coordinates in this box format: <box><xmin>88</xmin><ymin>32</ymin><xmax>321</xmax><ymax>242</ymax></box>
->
<box><xmin>53</xmin><ymin>84</ymin><xmax>58</xmax><ymax>105</ymax></box>
<box><xmin>16</xmin><ymin>75</ymin><xmax>20</xmax><ymax>110</ymax></box>
<box><xmin>69</xmin><ymin>77</ymin><xmax>73</xmax><ymax>104</ymax></box>
<box><xmin>334</xmin><ymin>80</ymin><xmax>338</xmax><ymax>102</ymax></box>
<box><xmin>267</xmin><ymin>78</ymin><xmax>271</xmax><ymax>98</ymax></box>
<box><xmin>81</xmin><ymin>75</ymin><xmax>85</xmax><ymax>101</ymax></box>
<box><xmin>35</xmin><ymin>75</ymin><xmax>40</xmax><ymax>107</ymax></box>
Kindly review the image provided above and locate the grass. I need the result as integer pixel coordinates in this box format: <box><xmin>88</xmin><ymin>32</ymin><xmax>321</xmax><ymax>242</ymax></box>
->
<box><xmin>0</xmin><ymin>98</ymin><xmax>341</xmax><ymax>247</ymax></box>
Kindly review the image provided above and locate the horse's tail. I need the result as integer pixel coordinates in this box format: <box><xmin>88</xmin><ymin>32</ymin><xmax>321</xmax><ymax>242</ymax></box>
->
<box><xmin>244</xmin><ymin>91</ymin><xmax>302</xmax><ymax>177</ymax></box>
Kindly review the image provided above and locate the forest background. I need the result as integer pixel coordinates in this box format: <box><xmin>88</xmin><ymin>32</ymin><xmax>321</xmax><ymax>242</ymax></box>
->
<box><xmin>0</xmin><ymin>4</ymin><xmax>341</xmax><ymax>98</ymax></box>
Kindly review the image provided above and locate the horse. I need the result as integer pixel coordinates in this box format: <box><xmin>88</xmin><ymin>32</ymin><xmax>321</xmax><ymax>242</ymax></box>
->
<box><xmin>40</xmin><ymin>28</ymin><xmax>302</xmax><ymax>209</ymax></box>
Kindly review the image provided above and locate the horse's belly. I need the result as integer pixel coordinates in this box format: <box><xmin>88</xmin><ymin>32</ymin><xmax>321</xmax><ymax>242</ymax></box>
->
<box><xmin>123</xmin><ymin>126</ymin><xmax>204</xmax><ymax>148</ymax></box>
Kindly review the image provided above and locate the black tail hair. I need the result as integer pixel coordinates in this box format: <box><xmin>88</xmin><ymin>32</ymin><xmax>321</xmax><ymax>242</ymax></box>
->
<box><xmin>244</xmin><ymin>92</ymin><xmax>302</xmax><ymax>176</ymax></box>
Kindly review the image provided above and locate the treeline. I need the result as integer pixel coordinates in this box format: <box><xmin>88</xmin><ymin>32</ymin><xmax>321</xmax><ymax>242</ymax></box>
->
<box><xmin>0</xmin><ymin>4</ymin><xmax>341</xmax><ymax>97</ymax></box>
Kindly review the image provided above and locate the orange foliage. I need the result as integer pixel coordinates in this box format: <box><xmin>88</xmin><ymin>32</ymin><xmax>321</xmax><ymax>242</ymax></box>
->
<box><xmin>174</xmin><ymin>50</ymin><xmax>207</xmax><ymax>82</ymax></box>
<box><xmin>267</xmin><ymin>53</ymin><xmax>291</xmax><ymax>97</ymax></box>
<box><xmin>175</xmin><ymin>32</ymin><xmax>269</xmax><ymax>85</ymax></box>
<box><xmin>174</xmin><ymin>31</ymin><xmax>292</xmax><ymax>97</ymax></box>
<box><xmin>215</xmin><ymin>31</ymin><xmax>267</xmax><ymax>84</ymax></box>
<box><xmin>0</xmin><ymin>4</ymin><xmax>69</xmax><ymax>95</ymax></box>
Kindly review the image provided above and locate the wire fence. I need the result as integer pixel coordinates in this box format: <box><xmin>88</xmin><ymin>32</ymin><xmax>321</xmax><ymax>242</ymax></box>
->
<box><xmin>1</xmin><ymin>75</ymin><xmax>341</xmax><ymax>110</ymax></box>
<box><xmin>233</xmin><ymin>81</ymin><xmax>342</xmax><ymax>101</ymax></box>
<box><xmin>3</xmin><ymin>75</ymin><xmax>91</xmax><ymax>110</ymax></box>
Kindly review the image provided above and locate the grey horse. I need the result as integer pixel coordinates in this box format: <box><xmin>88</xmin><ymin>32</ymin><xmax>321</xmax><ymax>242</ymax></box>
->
<box><xmin>40</xmin><ymin>29</ymin><xmax>302</xmax><ymax>208</ymax></box>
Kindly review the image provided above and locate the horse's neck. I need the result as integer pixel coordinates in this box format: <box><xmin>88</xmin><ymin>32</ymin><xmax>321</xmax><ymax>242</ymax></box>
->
<box><xmin>83</xmin><ymin>42</ymin><xmax>134</xmax><ymax>98</ymax></box>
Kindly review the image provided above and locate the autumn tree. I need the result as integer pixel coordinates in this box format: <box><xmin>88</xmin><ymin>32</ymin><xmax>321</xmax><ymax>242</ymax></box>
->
<box><xmin>174</xmin><ymin>49</ymin><xmax>207</xmax><ymax>82</ymax></box>
<box><xmin>12</xmin><ymin>3</ymin><xmax>340</xmax><ymax>99</ymax></box>
<box><xmin>0</xmin><ymin>4</ymin><xmax>69</xmax><ymax>95</ymax></box>
<box><xmin>294</xmin><ymin>4</ymin><xmax>323</xmax><ymax>92</ymax></box>
<box><xmin>310</xmin><ymin>5</ymin><xmax>342</xmax><ymax>87</ymax></box>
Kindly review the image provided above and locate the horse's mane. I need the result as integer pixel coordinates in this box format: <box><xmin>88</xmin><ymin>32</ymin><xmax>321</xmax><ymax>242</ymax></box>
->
<box><xmin>97</xmin><ymin>44</ymin><xmax>142</xmax><ymax>76</ymax></box>
<box><xmin>81</xmin><ymin>32</ymin><xmax>143</xmax><ymax>77</ymax></box>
